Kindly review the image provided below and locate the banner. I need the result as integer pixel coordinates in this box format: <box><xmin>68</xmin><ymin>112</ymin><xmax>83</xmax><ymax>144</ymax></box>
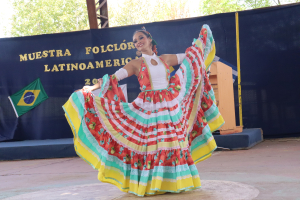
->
<box><xmin>8</xmin><ymin>78</ymin><xmax>48</xmax><ymax>117</ymax></box>
<box><xmin>0</xmin><ymin>4</ymin><xmax>300</xmax><ymax>141</ymax></box>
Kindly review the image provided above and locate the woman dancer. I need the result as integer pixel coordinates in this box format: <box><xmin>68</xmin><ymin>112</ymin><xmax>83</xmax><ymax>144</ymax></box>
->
<box><xmin>63</xmin><ymin>25</ymin><xmax>224</xmax><ymax>196</ymax></box>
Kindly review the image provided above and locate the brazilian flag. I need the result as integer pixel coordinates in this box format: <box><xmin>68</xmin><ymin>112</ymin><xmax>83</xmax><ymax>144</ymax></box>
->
<box><xmin>8</xmin><ymin>78</ymin><xmax>48</xmax><ymax>117</ymax></box>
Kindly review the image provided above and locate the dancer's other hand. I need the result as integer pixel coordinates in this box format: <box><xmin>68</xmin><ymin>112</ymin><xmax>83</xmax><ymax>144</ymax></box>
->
<box><xmin>82</xmin><ymin>85</ymin><xmax>95</xmax><ymax>91</ymax></box>
<box><xmin>75</xmin><ymin>79</ymin><xmax>102</xmax><ymax>92</ymax></box>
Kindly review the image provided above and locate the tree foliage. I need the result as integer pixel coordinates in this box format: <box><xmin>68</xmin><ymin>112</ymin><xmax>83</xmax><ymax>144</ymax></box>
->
<box><xmin>6</xmin><ymin>0</ymin><xmax>300</xmax><ymax>37</ymax></box>
<box><xmin>200</xmin><ymin>0</ymin><xmax>300</xmax><ymax>16</ymax></box>
<box><xmin>201</xmin><ymin>0</ymin><xmax>245</xmax><ymax>16</ymax></box>
<box><xmin>244</xmin><ymin>0</ymin><xmax>272</xmax><ymax>9</ymax></box>
<box><xmin>10</xmin><ymin>0</ymin><xmax>89</xmax><ymax>37</ymax></box>
<box><xmin>108</xmin><ymin>0</ymin><xmax>191</xmax><ymax>27</ymax></box>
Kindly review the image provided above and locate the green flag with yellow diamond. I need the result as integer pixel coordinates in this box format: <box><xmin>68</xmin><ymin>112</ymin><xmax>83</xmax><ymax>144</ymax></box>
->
<box><xmin>8</xmin><ymin>78</ymin><xmax>48</xmax><ymax>117</ymax></box>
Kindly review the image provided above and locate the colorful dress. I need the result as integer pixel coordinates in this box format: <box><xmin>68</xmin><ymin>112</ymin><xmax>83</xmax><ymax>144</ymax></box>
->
<box><xmin>63</xmin><ymin>25</ymin><xmax>224</xmax><ymax>196</ymax></box>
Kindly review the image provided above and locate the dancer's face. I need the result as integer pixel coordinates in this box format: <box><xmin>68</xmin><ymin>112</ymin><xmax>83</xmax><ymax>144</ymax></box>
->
<box><xmin>133</xmin><ymin>32</ymin><xmax>152</xmax><ymax>52</ymax></box>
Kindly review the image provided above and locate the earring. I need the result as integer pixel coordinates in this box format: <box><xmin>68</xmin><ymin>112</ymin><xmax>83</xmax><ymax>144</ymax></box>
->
<box><xmin>136</xmin><ymin>50</ymin><xmax>142</xmax><ymax>57</ymax></box>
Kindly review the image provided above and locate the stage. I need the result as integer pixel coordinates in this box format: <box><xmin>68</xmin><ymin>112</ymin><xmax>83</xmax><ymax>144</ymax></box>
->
<box><xmin>1</xmin><ymin>138</ymin><xmax>299</xmax><ymax>199</ymax></box>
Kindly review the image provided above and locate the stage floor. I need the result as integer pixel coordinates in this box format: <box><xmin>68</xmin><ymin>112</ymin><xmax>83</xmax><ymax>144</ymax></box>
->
<box><xmin>1</xmin><ymin>138</ymin><xmax>299</xmax><ymax>200</ymax></box>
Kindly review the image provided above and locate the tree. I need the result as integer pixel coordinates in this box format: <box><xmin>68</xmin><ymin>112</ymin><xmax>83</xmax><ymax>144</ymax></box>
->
<box><xmin>200</xmin><ymin>0</ymin><xmax>300</xmax><ymax>15</ymax></box>
<box><xmin>9</xmin><ymin>0</ymin><xmax>89</xmax><ymax>37</ymax></box>
<box><xmin>244</xmin><ymin>0</ymin><xmax>272</xmax><ymax>9</ymax></box>
<box><xmin>108</xmin><ymin>0</ymin><xmax>152</xmax><ymax>26</ymax></box>
<box><xmin>108</xmin><ymin>0</ymin><xmax>191</xmax><ymax>27</ymax></box>
<box><xmin>7</xmin><ymin>0</ymin><xmax>300</xmax><ymax>37</ymax></box>
<box><xmin>239</xmin><ymin>0</ymin><xmax>300</xmax><ymax>10</ymax></box>
<box><xmin>154</xmin><ymin>0</ymin><xmax>191</xmax><ymax>21</ymax></box>
<box><xmin>200</xmin><ymin>0</ymin><xmax>245</xmax><ymax>16</ymax></box>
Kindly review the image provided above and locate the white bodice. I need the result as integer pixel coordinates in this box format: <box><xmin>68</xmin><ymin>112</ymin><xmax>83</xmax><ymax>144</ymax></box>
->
<box><xmin>142</xmin><ymin>53</ymin><xmax>168</xmax><ymax>90</ymax></box>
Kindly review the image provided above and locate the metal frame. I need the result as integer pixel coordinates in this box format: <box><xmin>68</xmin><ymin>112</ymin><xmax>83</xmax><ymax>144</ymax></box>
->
<box><xmin>86</xmin><ymin>0</ymin><xmax>109</xmax><ymax>29</ymax></box>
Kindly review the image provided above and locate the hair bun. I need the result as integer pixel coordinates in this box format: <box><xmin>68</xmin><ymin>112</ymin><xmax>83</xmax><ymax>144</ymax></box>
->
<box><xmin>153</xmin><ymin>45</ymin><xmax>158</xmax><ymax>55</ymax></box>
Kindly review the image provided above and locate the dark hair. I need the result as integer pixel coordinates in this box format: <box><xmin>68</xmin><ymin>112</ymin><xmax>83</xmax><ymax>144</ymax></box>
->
<box><xmin>133</xmin><ymin>30</ymin><xmax>151</xmax><ymax>38</ymax></box>
<box><xmin>133</xmin><ymin>30</ymin><xmax>158</xmax><ymax>55</ymax></box>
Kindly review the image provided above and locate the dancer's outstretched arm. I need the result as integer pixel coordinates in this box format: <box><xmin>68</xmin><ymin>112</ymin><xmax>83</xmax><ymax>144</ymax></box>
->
<box><xmin>160</xmin><ymin>53</ymin><xmax>185</xmax><ymax>66</ymax></box>
<box><xmin>81</xmin><ymin>58</ymin><xmax>142</xmax><ymax>91</ymax></box>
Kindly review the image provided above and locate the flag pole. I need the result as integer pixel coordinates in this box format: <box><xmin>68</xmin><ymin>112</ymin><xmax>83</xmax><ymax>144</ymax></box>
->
<box><xmin>8</xmin><ymin>96</ymin><xmax>19</xmax><ymax>117</ymax></box>
<box><xmin>235</xmin><ymin>12</ymin><xmax>243</xmax><ymax>126</ymax></box>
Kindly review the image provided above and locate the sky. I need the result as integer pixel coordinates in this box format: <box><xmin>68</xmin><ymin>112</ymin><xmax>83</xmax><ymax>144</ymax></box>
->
<box><xmin>0</xmin><ymin>1</ymin><xmax>13</xmax><ymax>38</ymax></box>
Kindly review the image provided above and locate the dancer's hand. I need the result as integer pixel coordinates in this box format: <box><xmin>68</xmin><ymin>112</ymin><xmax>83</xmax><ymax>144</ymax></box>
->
<box><xmin>82</xmin><ymin>85</ymin><xmax>94</xmax><ymax>91</ymax></box>
<box><xmin>75</xmin><ymin>79</ymin><xmax>102</xmax><ymax>92</ymax></box>
<box><xmin>82</xmin><ymin>79</ymin><xmax>102</xmax><ymax>91</ymax></box>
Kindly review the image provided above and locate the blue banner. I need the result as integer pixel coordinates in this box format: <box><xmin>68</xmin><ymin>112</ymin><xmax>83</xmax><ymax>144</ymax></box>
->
<box><xmin>1</xmin><ymin>4</ymin><xmax>300</xmax><ymax>141</ymax></box>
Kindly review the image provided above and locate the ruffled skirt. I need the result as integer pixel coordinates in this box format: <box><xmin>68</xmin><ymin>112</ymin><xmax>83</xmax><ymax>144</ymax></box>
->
<box><xmin>63</xmin><ymin>25</ymin><xmax>224</xmax><ymax>196</ymax></box>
